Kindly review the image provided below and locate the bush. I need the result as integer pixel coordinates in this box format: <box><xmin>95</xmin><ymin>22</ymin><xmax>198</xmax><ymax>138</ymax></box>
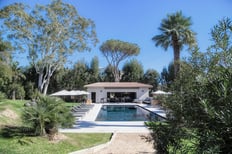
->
<box><xmin>22</xmin><ymin>95</ymin><xmax>75</xmax><ymax>140</ymax></box>
<box><xmin>0</xmin><ymin>91</ymin><xmax>6</xmax><ymax>101</ymax></box>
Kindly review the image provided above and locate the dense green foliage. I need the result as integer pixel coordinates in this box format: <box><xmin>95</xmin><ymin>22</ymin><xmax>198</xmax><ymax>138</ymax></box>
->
<box><xmin>160</xmin><ymin>62</ymin><xmax>175</xmax><ymax>90</ymax></box>
<box><xmin>142</xmin><ymin>69</ymin><xmax>160</xmax><ymax>92</ymax></box>
<box><xmin>147</xmin><ymin>18</ymin><xmax>232</xmax><ymax>154</ymax></box>
<box><xmin>121</xmin><ymin>59</ymin><xmax>144</xmax><ymax>82</ymax></box>
<box><xmin>0</xmin><ymin>37</ymin><xmax>13</xmax><ymax>96</ymax></box>
<box><xmin>22</xmin><ymin>96</ymin><xmax>74</xmax><ymax>139</ymax></box>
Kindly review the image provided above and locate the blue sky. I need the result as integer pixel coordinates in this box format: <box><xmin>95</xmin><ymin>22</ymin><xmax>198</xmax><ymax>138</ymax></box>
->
<box><xmin>1</xmin><ymin>0</ymin><xmax>231</xmax><ymax>73</ymax></box>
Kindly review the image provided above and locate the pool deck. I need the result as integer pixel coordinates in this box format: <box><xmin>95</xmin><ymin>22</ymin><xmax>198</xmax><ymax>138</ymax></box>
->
<box><xmin>60</xmin><ymin>103</ymin><xmax>166</xmax><ymax>133</ymax></box>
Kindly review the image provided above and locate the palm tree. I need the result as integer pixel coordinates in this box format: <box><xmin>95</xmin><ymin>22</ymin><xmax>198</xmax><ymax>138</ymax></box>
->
<box><xmin>23</xmin><ymin>95</ymin><xmax>74</xmax><ymax>139</ymax></box>
<box><xmin>152</xmin><ymin>11</ymin><xmax>196</xmax><ymax>78</ymax></box>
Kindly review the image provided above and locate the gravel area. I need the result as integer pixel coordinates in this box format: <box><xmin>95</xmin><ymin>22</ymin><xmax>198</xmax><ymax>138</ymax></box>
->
<box><xmin>94</xmin><ymin>133</ymin><xmax>155</xmax><ymax>154</ymax></box>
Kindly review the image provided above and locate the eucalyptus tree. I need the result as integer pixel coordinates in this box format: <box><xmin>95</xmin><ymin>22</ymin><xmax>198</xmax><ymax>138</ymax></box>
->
<box><xmin>121</xmin><ymin>59</ymin><xmax>144</xmax><ymax>82</ymax></box>
<box><xmin>100</xmin><ymin>39</ymin><xmax>140</xmax><ymax>82</ymax></box>
<box><xmin>47</xmin><ymin>66</ymin><xmax>68</xmax><ymax>93</ymax></box>
<box><xmin>152</xmin><ymin>11</ymin><xmax>196</xmax><ymax>78</ymax></box>
<box><xmin>1</xmin><ymin>0</ymin><xmax>98</xmax><ymax>95</ymax></box>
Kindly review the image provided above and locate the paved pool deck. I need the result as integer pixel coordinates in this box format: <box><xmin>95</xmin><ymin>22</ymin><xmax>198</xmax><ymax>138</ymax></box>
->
<box><xmin>60</xmin><ymin>103</ymin><xmax>166</xmax><ymax>133</ymax></box>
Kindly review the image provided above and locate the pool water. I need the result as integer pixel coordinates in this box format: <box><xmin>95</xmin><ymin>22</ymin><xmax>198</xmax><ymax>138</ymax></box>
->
<box><xmin>95</xmin><ymin>105</ymin><xmax>158</xmax><ymax>121</ymax></box>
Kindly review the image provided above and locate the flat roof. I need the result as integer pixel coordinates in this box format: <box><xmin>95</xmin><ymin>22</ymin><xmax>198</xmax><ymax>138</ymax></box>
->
<box><xmin>84</xmin><ymin>82</ymin><xmax>152</xmax><ymax>88</ymax></box>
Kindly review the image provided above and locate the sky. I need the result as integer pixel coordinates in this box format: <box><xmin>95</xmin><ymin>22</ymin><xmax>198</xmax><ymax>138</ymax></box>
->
<box><xmin>0</xmin><ymin>0</ymin><xmax>231</xmax><ymax>73</ymax></box>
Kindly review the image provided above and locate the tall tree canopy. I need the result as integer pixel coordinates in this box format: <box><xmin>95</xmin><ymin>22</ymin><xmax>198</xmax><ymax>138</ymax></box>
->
<box><xmin>0</xmin><ymin>36</ymin><xmax>13</xmax><ymax>95</ymax></box>
<box><xmin>100</xmin><ymin>39</ymin><xmax>140</xmax><ymax>82</ymax></box>
<box><xmin>121</xmin><ymin>59</ymin><xmax>144</xmax><ymax>82</ymax></box>
<box><xmin>160</xmin><ymin>62</ymin><xmax>175</xmax><ymax>90</ymax></box>
<box><xmin>152</xmin><ymin>11</ymin><xmax>196</xmax><ymax>78</ymax></box>
<box><xmin>89</xmin><ymin>56</ymin><xmax>99</xmax><ymax>83</ymax></box>
<box><xmin>142</xmin><ymin>69</ymin><xmax>159</xmax><ymax>92</ymax></box>
<box><xmin>1</xmin><ymin>0</ymin><xmax>98</xmax><ymax>95</ymax></box>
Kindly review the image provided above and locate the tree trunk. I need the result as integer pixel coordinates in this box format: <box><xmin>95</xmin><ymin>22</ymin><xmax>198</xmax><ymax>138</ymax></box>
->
<box><xmin>37</xmin><ymin>67</ymin><xmax>54</xmax><ymax>95</ymax></box>
<box><xmin>172</xmin><ymin>36</ymin><xmax>181</xmax><ymax>78</ymax></box>
<box><xmin>113</xmin><ymin>68</ymin><xmax>120</xmax><ymax>82</ymax></box>
<box><xmin>12</xmin><ymin>90</ymin><xmax>15</xmax><ymax>100</ymax></box>
<box><xmin>38</xmin><ymin>73</ymin><xmax>44</xmax><ymax>93</ymax></box>
<box><xmin>43</xmin><ymin>81</ymin><xmax>49</xmax><ymax>95</ymax></box>
<box><xmin>173</xmin><ymin>46</ymin><xmax>180</xmax><ymax>78</ymax></box>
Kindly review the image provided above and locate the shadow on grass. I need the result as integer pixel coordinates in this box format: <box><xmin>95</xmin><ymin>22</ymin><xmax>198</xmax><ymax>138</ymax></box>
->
<box><xmin>0</xmin><ymin>125</ymin><xmax>36</xmax><ymax>138</ymax></box>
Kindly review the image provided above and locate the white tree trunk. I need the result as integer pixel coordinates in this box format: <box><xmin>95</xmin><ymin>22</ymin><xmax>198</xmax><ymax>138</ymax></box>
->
<box><xmin>38</xmin><ymin>73</ymin><xmax>44</xmax><ymax>93</ymax></box>
<box><xmin>42</xmin><ymin>80</ymin><xmax>50</xmax><ymax>95</ymax></box>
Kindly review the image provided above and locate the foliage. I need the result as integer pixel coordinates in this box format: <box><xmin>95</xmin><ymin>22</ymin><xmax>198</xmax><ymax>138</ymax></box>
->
<box><xmin>146</xmin><ymin>122</ymin><xmax>174</xmax><ymax>154</ymax></box>
<box><xmin>0</xmin><ymin>37</ymin><xmax>13</xmax><ymax>94</ymax></box>
<box><xmin>6</xmin><ymin>83</ymin><xmax>25</xmax><ymax>100</ymax></box>
<box><xmin>0</xmin><ymin>62</ymin><xmax>12</xmax><ymax>94</ymax></box>
<box><xmin>71</xmin><ymin>61</ymin><xmax>91</xmax><ymax>89</ymax></box>
<box><xmin>22</xmin><ymin>95</ymin><xmax>74</xmax><ymax>139</ymax></box>
<box><xmin>160</xmin><ymin>62</ymin><xmax>175</xmax><ymax>90</ymax></box>
<box><xmin>99</xmin><ymin>65</ymin><xmax>115</xmax><ymax>82</ymax></box>
<box><xmin>100</xmin><ymin>39</ymin><xmax>140</xmax><ymax>82</ymax></box>
<box><xmin>1</xmin><ymin>0</ymin><xmax>98</xmax><ymax>95</ymax></box>
<box><xmin>89</xmin><ymin>56</ymin><xmax>100</xmax><ymax>83</ymax></box>
<box><xmin>0</xmin><ymin>92</ymin><xmax>6</xmax><ymax>101</ymax></box>
<box><xmin>50</xmin><ymin>61</ymin><xmax>90</xmax><ymax>92</ymax></box>
<box><xmin>142</xmin><ymin>69</ymin><xmax>159</xmax><ymax>91</ymax></box>
<box><xmin>152</xmin><ymin>11</ymin><xmax>196</xmax><ymax>77</ymax></box>
<box><xmin>121</xmin><ymin>59</ymin><xmax>144</xmax><ymax>82</ymax></box>
<box><xmin>6</xmin><ymin>62</ymin><xmax>26</xmax><ymax>100</ymax></box>
<box><xmin>148</xmin><ymin>18</ymin><xmax>232</xmax><ymax>154</ymax></box>
<box><xmin>48</xmin><ymin>57</ymin><xmax>101</xmax><ymax>94</ymax></box>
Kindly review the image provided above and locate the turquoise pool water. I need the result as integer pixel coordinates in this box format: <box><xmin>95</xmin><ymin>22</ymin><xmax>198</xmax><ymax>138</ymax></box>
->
<box><xmin>95</xmin><ymin>105</ymin><xmax>163</xmax><ymax>121</ymax></box>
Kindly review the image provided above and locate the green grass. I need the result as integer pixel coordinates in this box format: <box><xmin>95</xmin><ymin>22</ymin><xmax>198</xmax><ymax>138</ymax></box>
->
<box><xmin>0</xmin><ymin>99</ymin><xmax>25</xmax><ymax>126</ymax></box>
<box><xmin>0</xmin><ymin>99</ymin><xmax>112</xmax><ymax>153</ymax></box>
<box><xmin>0</xmin><ymin>133</ymin><xmax>112</xmax><ymax>154</ymax></box>
<box><xmin>64</xmin><ymin>102</ymin><xmax>80</xmax><ymax>108</ymax></box>
<box><xmin>0</xmin><ymin>99</ymin><xmax>78</xmax><ymax>126</ymax></box>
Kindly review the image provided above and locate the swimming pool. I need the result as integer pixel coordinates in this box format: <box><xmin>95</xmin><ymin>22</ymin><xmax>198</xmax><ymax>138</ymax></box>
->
<box><xmin>95</xmin><ymin>105</ymin><xmax>165</xmax><ymax>121</ymax></box>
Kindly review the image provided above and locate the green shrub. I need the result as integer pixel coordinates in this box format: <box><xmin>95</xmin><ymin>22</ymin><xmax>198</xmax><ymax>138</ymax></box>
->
<box><xmin>22</xmin><ymin>95</ymin><xmax>75</xmax><ymax>140</ymax></box>
<box><xmin>0</xmin><ymin>91</ymin><xmax>6</xmax><ymax>101</ymax></box>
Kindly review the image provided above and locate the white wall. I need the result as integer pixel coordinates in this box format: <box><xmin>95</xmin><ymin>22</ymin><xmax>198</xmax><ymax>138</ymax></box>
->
<box><xmin>137</xmin><ymin>88</ymin><xmax>150</xmax><ymax>100</ymax></box>
<box><xmin>86</xmin><ymin>87</ymin><xmax>150</xmax><ymax>103</ymax></box>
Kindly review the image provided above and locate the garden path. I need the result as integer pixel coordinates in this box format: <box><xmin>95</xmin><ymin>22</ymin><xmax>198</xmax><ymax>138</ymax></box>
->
<box><xmin>93</xmin><ymin>133</ymin><xmax>155</xmax><ymax>154</ymax></box>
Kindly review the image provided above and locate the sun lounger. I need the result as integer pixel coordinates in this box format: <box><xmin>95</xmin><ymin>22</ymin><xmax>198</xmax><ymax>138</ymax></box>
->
<box><xmin>72</xmin><ymin>113</ymin><xmax>85</xmax><ymax>117</ymax></box>
<box><xmin>71</xmin><ymin>107</ymin><xmax>90</xmax><ymax>112</ymax></box>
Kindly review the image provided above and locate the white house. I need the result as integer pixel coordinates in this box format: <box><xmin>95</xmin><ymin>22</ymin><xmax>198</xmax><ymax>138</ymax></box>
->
<box><xmin>84</xmin><ymin>82</ymin><xmax>152</xmax><ymax>103</ymax></box>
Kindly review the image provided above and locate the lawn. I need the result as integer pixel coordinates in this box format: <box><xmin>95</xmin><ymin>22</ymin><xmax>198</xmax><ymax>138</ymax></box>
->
<box><xmin>0</xmin><ymin>133</ymin><xmax>112</xmax><ymax>154</ymax></box>
<box><xmin>0</xmin><ymin>99</ymin><xmax>112</xmax><ymax>154</ymax></box>
<box><xmin>0</xmin><ymin>99</ymin><xmax>25</xmax><ymax>127</ymax></box>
